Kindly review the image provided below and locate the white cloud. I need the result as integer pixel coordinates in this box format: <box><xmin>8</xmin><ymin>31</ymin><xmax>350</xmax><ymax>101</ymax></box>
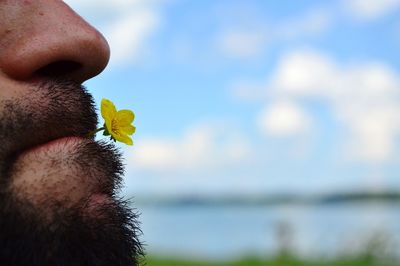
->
<box><xmin>235</xmin><ymin>50</ymin><xmax>400</xmax><ymax>163</ymax></box>
<box><xmin>217</xmin><ymin>8</ymin><xmax>332</xmax><ymax>60</ymax></box>
<box><xmin>343</xmin><ymin>0</ymin><xmax>400</xmax><ymax>20</ymax></box>
<box><xmin>257</xmin><ymin>101</ymin><xmax>311</xmax><ymax>137</ymax></box>
<box><xmin>231</xmin><ymin>81</ymin><xmax>267</xmax><ymax>102</ymax></box>
<box><xmin>269</xmin><ymin>51</ymin><xmax>399</xmax><ymax>101</ymax></box>
<box><xmin>65</xmin><ymin>0</ymin><xmax>162</xmax><ymax>14</ymax></box>
<box><xmin>218</xmin><ymin>30</ymin><xmax>268</xmax><ymax>59</ymax></box>
<box><xmin>104</xmin><ymin>9</ymin><xmax>159</xmax><ymax>66</ymax></box>
<box><xmin>126</xmin><ymin>123</ymin><xmax>252</xmax><ymax>173</ymax></box>
<box><xmin>64</xmin><ymin>0</ymin><xmax>165</xmax><ymax>66</ymax></box>
<box><xmin>343</xmin><ymin>104</ymin><xmax>400</xmax><ymax>162</ymax></box>
<box><xmin>271</xmin><ymin>51</ymin><xmax>336</xmax><ymax>97</ymax></box>
<box><xmin>278</xmin><ymin>8</ymin><xmax>333</xmax><ymax>40</ymax></box>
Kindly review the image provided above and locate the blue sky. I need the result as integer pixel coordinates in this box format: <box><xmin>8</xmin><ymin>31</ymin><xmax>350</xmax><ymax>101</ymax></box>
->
<box><xmin>64</xmin><ymin>0</ymin><xmax>400</xmax><ymax>197</ymax></box>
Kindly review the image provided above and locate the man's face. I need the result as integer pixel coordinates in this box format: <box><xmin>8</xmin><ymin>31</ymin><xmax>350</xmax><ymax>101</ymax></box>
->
<box><xmin>0</xmin><ymin>1</ymin><xmax>142</xmax><ymax>265</ymax></box>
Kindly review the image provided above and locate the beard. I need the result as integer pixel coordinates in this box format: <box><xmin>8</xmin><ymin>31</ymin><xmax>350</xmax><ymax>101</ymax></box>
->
<box><xmin>0</xmin><ymin>79</ymin><xmax>143</xmax><ymax>266</ymax></box>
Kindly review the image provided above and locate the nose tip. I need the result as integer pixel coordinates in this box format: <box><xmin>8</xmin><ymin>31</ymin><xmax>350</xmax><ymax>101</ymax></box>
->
<box><xmin>0</xmin><ymin>1</ymin><xmax>110</xmax><ymax>83</ymax></box>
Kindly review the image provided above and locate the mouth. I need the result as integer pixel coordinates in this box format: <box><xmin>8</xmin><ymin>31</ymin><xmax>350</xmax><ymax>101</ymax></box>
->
<box><xmin>0</xmin><ymin>78</ymin><xmax>98</xmax><ymax>161</ymax></box>
<box><xmin>0</xmin><ymin>79</ymin><xmax>123</xmax><ymax>212</ymax></box>
<box><xmin>18</xmin><ymin>136</ymin><xmax>91</xmax><ymax>158</ymax></box>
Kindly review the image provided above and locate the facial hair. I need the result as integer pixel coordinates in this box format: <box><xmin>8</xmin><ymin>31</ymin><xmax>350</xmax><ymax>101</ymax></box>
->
<box><xmin>0</xmin><ymin>79</ymin><xmax>143</xmax><ymax>266</ymax></box>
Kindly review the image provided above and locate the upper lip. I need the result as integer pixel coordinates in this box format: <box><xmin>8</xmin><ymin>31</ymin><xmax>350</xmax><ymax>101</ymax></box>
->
<box><xmin>12</xmin><ymin>131</ymin><xmax>93</xmax><ymax>159</ymax></box>
<box><xmin>22</xmin><ymin>135</ymin><xmax>89</xmax><ymax>154</ymax></box>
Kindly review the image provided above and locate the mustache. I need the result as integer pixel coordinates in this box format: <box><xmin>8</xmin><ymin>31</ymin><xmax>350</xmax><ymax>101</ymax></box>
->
<box><xmin>0</xmin><ymin>78</ymin><xmax>98</xmax><ymax>159</ymax></box>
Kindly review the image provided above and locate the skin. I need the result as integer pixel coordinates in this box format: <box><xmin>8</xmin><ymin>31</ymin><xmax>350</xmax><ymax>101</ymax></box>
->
<box><xmin>0</xmin><ymin>1</ymin><xmax>143</xmax><ymax>265</ymax></box>
<box><xmin>0</xmin><ymin>0</ymin><xmax>110</xmax><ymax>214</ymax></box>
<box><xmin>0</xmin><ymin>0</ymin><xmax>110</xmax><ymax>83</ymax></box>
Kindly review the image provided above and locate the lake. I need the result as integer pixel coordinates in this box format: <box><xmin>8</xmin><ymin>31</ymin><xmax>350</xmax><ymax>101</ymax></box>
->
<box><xmin>135</xmin><ymin>202</ymin><xmax>400</xmax><ymax>260</ymax></box>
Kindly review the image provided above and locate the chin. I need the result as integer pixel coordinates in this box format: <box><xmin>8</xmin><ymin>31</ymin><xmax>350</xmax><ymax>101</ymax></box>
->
<box><xmin>0</xmin><ymin>191</ymin><xmax>144</xmax><ymax>266</ymax></box>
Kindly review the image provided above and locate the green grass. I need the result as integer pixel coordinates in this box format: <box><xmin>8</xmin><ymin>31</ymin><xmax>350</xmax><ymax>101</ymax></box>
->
<box><xmin>144</xmin><ymin>256</ymin><xmax>399</xmax><ymax>266</ymax></box>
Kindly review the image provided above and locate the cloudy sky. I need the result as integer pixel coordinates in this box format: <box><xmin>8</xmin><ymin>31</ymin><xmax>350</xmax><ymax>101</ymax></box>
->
<box><xmin>64</xmin><ymin>0</ymin><xmax>400</xmax><ymax>197</ymax></box>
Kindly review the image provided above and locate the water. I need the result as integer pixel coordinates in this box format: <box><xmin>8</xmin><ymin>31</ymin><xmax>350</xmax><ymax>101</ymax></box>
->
<box><xmin>135</xmin><ymin>202</ymin><xmax>400</xmax><ymax>259</ymax></box>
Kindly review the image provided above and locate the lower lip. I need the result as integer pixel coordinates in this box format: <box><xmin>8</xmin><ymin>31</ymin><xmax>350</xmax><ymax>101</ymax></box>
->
<box><xmin>20</xmin><ymin>136</ymin><xmax>86</xmax><ymax>156</ymax></box>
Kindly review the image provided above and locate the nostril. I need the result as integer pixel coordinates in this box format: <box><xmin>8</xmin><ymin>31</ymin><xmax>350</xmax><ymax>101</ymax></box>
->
<box><xmin>36</xmin><ymin>60</ymin><xmax>82</xmax><ymax>78</ymax></box>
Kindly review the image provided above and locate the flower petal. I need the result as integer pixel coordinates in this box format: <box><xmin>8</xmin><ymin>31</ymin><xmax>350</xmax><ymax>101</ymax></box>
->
<box><xmin>120</xmin><ymin>124</ymin><xmax>136</xmax><ymax>135</ymax></box>
<box><xmin>99</xmin><ymin>99</ymin><xmax>135</xmax><ymax>146</ymax></box>
<box><xmin>104</xmin><ymin>119</ymin><xmax>113</xmax><ymax>137</ymax></box>
<box><xmin>111</xmin><ymin>131</ymin><xmax>133</xmax><ymax>145</ymax></box>
<box><xmin>116</xmin><ymin>109</ymin><xmax>135</xmax><ymax>125</ymax></box>
<box><xmin>101</xmin><ymin>99</ymin><xmax>117</xmax><ymax>120</ymax></box>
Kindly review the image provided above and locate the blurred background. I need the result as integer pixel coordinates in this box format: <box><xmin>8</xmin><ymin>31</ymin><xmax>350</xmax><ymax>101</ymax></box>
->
<box><xmin>66</xmin><ymin>0</ymin><xmax>400</xmax><ymax>265</ymax></box>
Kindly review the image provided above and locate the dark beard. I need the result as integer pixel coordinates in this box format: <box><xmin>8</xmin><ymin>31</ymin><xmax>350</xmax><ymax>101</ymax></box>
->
<box><xmin>0</xmin><ymin>79</ymin><xmax>143</xmax><ymax>265</ymax></box>
<box><xmin>0</xmin><ymin>189</ymin><xmax>143</xmax><ymax>266</ymax></box>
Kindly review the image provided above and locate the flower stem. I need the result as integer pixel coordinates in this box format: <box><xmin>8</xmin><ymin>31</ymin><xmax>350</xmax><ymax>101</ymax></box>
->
<box><xmin>87</xmin><ymin>127</ymin><xmax>105</xmax><ymax>138</ymax></box>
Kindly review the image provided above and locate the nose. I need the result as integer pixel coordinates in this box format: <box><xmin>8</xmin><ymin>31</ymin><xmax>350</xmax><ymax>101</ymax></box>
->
<box><xmin>0</xmin><ymin>0</ymin><xmax>110</xmax><ymax>83</ymax></box>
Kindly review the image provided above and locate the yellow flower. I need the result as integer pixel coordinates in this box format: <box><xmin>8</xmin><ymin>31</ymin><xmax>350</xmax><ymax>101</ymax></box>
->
<box><xmin>101</xmin><ymin>98</ymin><xmax>136</xmax><ymax>145</ymax></box>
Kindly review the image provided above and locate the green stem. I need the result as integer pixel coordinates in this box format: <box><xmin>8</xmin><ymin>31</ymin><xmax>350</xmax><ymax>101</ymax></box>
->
<box><xmin>87</xmin><ymin>127</ymin><xmax>105</xmax><ymax>138</ymax></box>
